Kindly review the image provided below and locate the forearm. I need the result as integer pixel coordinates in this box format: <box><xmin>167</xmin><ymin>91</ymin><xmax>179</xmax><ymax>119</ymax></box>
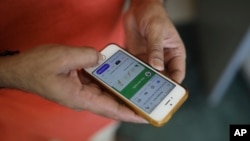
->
<box><xmin>0</xmin><ymin>56</ymin><xmax>20</xmax><ymax>89</ymax></box>
<box><xmin>0</xmin><ymin>57</ymin><xmax>13</xmax><ymax>88</ymax></box>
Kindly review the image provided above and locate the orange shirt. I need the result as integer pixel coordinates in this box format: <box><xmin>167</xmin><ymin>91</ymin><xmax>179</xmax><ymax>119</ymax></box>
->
<box><xmin>0</xmin><ymin>0</ymin><xmax>125</xmax><ymax>51</ymax></box>
<box><xmin>0</xmin><ymin>0</ymin><xmax>125</xmax><ymax>141</ymax></box>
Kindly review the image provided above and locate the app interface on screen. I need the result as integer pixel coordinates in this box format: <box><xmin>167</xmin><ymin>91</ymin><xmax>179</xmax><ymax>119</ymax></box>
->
<box><xmin>93</xmin><ymin>50</ymin><xmax>175</xmax><ymax>113</ymax></box>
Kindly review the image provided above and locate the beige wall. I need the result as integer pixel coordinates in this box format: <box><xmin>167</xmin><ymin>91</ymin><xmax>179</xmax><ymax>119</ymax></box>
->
<box><xmin>165</xmin><ymin>0</ymin><xmax>196</xmax><ymax>24</ymax></box>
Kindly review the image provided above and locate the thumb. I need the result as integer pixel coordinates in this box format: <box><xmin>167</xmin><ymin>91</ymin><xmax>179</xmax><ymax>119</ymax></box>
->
<box><xmin>145</xmin><ymin>21</ymin><xmax>165</xmax><ymax>71</ymax></box>
<box><xmin>66</xmin><ymin>47</ymin><xmax>103</xmax><ymax>69</ymax></box>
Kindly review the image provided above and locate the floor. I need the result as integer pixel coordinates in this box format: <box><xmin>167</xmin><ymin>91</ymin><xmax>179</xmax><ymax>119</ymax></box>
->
<box><xmin>115</xmin><ymin>24</ymin><xmax>250</xmax><ymax>141</ymax></box>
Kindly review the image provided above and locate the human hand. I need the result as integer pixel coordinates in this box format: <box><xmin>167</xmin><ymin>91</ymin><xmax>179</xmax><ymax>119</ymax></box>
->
<box><xmin>124</xmin><ymin>0</ymin><xmax>186</xmax><ymax>83</ymax></box>
<box><xmin>0</xmin><ymin>45</ymin><xmax>146</xmax><ymax>123</ymax></box>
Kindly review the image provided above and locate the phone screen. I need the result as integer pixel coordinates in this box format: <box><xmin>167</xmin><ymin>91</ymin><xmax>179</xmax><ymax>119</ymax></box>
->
<box><xmin>93</xmin><ymin>50</ymin><xmax>175</xmax><ymax>114</ymax></box>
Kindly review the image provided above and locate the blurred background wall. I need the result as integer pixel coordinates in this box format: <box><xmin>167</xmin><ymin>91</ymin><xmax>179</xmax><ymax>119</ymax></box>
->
<box><xmin>167</xmin><ymin>0</ymin><xmax>250</xmax><ymax>105</ymax></box>
<box><xmin>166</xmin><ymin>0</ymin><xmax>196</xmax><ymax>25</ymax></box>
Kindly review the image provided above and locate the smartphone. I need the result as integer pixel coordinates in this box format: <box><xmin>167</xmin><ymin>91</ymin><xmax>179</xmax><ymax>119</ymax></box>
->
<box><xmin>84</xmin><ymin>44</ymin><xmax>188</xmax><ymax>127</ymax></box>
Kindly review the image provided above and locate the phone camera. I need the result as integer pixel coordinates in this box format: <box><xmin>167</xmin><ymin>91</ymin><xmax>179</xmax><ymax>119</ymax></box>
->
<box><xmin>115</xmin><ymin>60</ymin><xmax>121</xmax><ymax>65</ymax></box>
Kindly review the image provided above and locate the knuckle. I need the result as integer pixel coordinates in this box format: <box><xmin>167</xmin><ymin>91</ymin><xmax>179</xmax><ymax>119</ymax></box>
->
<box><xmin>150</xmin><ymin>46</ymin><xmax>164</xmax><ymax>59</ymax></box>
<box><xmin>83</xmin><ymin>47</ymin><xmax>97</xmax><ymax>54</ymax></box>
<box><xmin>82</xmin><ymin>47</ymin><xmax>99</xmax><ymax>61</ymax></box>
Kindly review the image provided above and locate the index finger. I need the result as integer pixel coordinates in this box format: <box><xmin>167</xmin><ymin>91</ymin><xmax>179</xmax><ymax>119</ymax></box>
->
<box><xmin>79</xmin><ymin>84</ymin><xmax>148</xmax><ymax>123</ymax></box>
<box><xmin>165</xmin><ymin>55</ymin><xmax>186</xmax><ymax>83</ymax></box>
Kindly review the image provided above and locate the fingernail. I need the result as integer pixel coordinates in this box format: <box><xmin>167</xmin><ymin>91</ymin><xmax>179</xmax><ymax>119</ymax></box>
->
<box><xmin>142</xmin><ymin>119</ymin><xmax>149</xmax><ymax>124</ymax></box>
<box><xmin>151</xmin><ymin>58</ymin><xmax>164</xmax><ymax>71</ymax></box>
<box><xmin>136</xmin><ymin>117</ymin><xmax>148</xmax><ymax>124</ymax></box>
<box><xmin>98</xmin><ymin>53</ymin><xmax>104</xmax><ymax>64</ymax></box>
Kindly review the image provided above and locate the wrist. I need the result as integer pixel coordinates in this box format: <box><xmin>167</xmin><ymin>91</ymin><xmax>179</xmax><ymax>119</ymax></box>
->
<box><xmin>129</xmin><ymin>0</ymin><xmax>166</xmax><ymax>13</ymax></box>
<box><xmin>130</xmin><ymin>0</ymin><xmax>164</xmax><ymax>6</ymax></box>
<box><xmin>0</xmin><ymin>55</ymin><xmax>20</xmax><ymax>89</ymax></box>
